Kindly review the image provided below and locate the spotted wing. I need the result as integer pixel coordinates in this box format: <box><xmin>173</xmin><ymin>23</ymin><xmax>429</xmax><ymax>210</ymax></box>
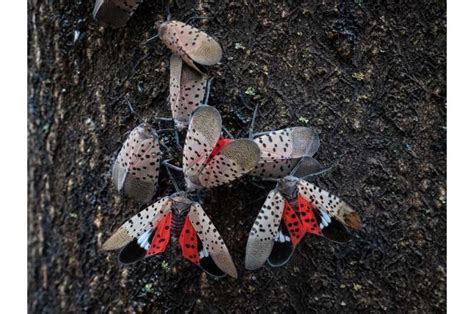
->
<box><xmin>179</xmin><ymin>216</ymin><xmax>200</xmax><ymax>265</ymax></box>
<box><xmin>281</xmin><ymin>201</ymin><xmax>305</xmax><ymax>246</ymax></box>
<box><xmin>159</xmin><ymin>20</ymin><xmax>222</xmax><ymax>72</ymax></box>
<box><xmin>101</xmin><ymin>197</ymin><xmax>173</xmax><ymax>251</ymax></box>
<box><xmin>297</xmin><ymin>194</ymin><xmax>321</xmax><ymax>235</ymax></box>
<box><xmin>188</xmin><ymin>202</ymin><xmax>237</xmax><ymax>278</ymax></box>
<box><xmin>169</xmin><ymin>54</ymin><xmax>208</xmax><ymax>130</ymax></box>
<box><xmin>266</xmin><ymin>200</ymin><xmax>304</xmax><ymax>268</ymax></box>
<box><xmin>169</xmin><ymin>54</ymin><xmax>183</xmax><ymax>126</ymax></box>
<box><xmin>245</xmin><ymin>190</ymin><xmax>285</xmax><ymax>270</ymax></box>
<box><xmin>112</xmin><ymin>123</ymin><xmax>161</xmax><ymax>203</ymax></box>
<box><xmin>198</xmin><ymin>139</ymin><xmax>261</xmax><ymax>188</ymax></box>
<box><xmin>118</xmin><ymin>212</ymin><xmax>173</xmax><ymax>264</ymax></box>
<box><xmin>251</xmin><ymin>127</ymin><xmax>320</xmax><ymax>178</ymax></box>
<box><xmin>291</xmin><ymin>156</ymin><xmax>323</xmax><ymax>178</ymax></box>
<box><xmin>93</xmin><ymin>0</ymin><xmax>142</xmax><ymax>28</ymax></box>
<box><xmin>183</xmin><ymin>105</ymin><xmax>222</xmax><ymax>178</ymax></box>
<box><xmin>210</xmin><ymin>137</ymin><xmax>233</xmax><ymax>158</ymax></box>
<box><xmin>297</xmin><ymin>180</ymin><xmax>362</xmax><ymax>230</ymax></box>
<box><xmin>251</xmin><ymin>158</ymin><xmax>301</xmax><ymax>179</ymax></box>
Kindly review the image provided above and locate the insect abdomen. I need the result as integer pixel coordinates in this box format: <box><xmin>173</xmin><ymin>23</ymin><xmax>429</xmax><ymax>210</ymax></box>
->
<box><xmin>171</xmin><ymin>209</ymin><xmax>190</xmax><ymax>237</ymax></box>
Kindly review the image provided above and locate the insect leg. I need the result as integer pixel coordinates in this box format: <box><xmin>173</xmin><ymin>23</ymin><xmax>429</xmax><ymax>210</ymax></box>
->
<box><xmin>248</xmin><ymin>103</ymin><xmax>259</xmax><ymax>139</ymax></box>
<box><xmin>163</xmin><ymin>160</ymin><xmax>182</xmax><ymax>192</ymax></box>
<box><xmin>162</xmin><ymin>160</ymin><xmax>183</xmax><ymax>172</ymax></box>
<box><xmin>156</xmin><ymin>128</ymin><xmax>176</xmax><ymax>133</ymax></box>
<box><xmin>258</xmin><ymin>177</ymin><xmax>280</xmax><ymax>183</ymax></box>
<box><xmin>142</xmin><ymin>33</ymin><xmax>160</xmax><ymax>45</ymax></box>
<box><xmin>202</xmin><ymin>77</ymin><xmax>214</xmax><ymax>106</ymax></box>
<box><xmin>174</xmin><ymin>0</ymin><xmax>182</xmax><ymax>10</ymax></box>
<box><xmin>173</xmin><ymin>129</ymin><xmax>182</xmax><ymax>150</ymax></box>
<box><xmin>165</xmin><ymin>0</ymin><xmax>172</xmax><ymax>21</ymax></box>
<box><xmin>222</xmin><ymin>127</ymin><xmax>234</xmax><ymax>139</ymax></box>
<box><xmin>127</xmin><ymin>99</ymin><xmax>145</xmax><ymax>123</ymax></box>
<box><xmin>156</xmin><ymin>117</ymin><xmax>174</xmax><ymax>122</ymax></box>
<box><xmin>186</xmin><ymin>16</ymin><xmax>214</xmax><ymax>25</ymax></box>
<box><xmin>248</xmin><ymin>178</ymin><xmax>268</xmax><ymax>191</ymax></box>
<box><xmin>251</xmin><ymin>131</ymin><xmax>273</xmax><ymax>137</ymax></box>
<box><xmin>300</xmin><ymin>166</ymin><xmax>334</xmax><ymax>180</ymax></box>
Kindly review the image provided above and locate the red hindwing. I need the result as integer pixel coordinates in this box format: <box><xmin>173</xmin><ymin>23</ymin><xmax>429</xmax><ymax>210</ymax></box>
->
<box><xmin>282</xmin><ymin>200</ymin><xmax>305</xmax><ymax>246</ymax></box>
<box><xmin>210</xmin><ymin>137</ymin><xmax>233</xmax><ymax>158</ymax></box>
<box><xmin>297</xmin><ymin>194</ymin><xmax>321</xmax><ymax>235</ymax></box>
<box><xmin>179</xmin><ymin>216</ymin><xmax>200</xmax><ymax>264</ymax></box>
<box><xmin>147</xmin><ymin>212</ymin><xmax>172</xmax><ymax>255</ymax></box>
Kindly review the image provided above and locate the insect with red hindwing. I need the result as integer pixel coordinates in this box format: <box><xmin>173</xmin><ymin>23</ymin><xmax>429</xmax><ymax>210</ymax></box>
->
<box><xmin>182</xmin><ymin>105</ymin><xmax>261</xmax><ymax>191</ymax></box>
<box><xmin>169</xmin><ymin>54</ymin><xmax>210</xmax><ymax>130</ymax></box>
<box><xmin>159</xmin><ymin>20</ymin><xmax>223</xmax><ymax>75</ymax></box>
<box><xmin>245</xmin><ymin>157</ymin><xmax>362</xmax><ymax>270</ymax></box>
<box><xmin>250</xmin><ymin>127</ymin><xmax>320</xmax><ymax>179</ymax></box>
<box><xmin>93</xmin><ymin>0</ymin><xmax>143</xmax><ymax>28</ymax></box>
<box><xmin>102</xmin><ymin>191</ymin><xmax>238</xmax><ymax>278</ymax></box>
<box><xmin>112</xmin><ymin>123</ymin><xmax>162</xmax><ymax>203</ymax></box>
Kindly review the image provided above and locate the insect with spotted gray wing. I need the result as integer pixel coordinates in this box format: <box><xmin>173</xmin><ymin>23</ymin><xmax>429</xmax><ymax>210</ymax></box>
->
<box><xmin>159</xmin><ymin>20</ymin><xmax>223</xmax><ymax>74</ymax></box>
<box><xmin>112</xmin><ymin>123</ymin><xmax>162</xmax><ymax>203</ymax></box>
<box><xmin>250</xmin><ymin>127</ymin><xmax>320</xmax><ymax>178</ymax></box>
<box><xmin>168</xmin><ymin>54</ymin><xmax>210</xmax><ymax>130</ymax></box>
<box><xmin>93</xmin><ymin>0</ymin><xmax>143</xmax><ymax>28</ymax></box>
<box><xmin>101</xmin><ymin>192</ymin><xmax>238</xmax><ymax>278</ymax></box>
<box><xmin>245</xmin><ymin>157</ymin><xmax>362</xmax><ymax>270</ymax></box>
<box><xmin>182</xmin><ymin>105</ymin><xmax>261</xmax><ymax>191</ymax></box>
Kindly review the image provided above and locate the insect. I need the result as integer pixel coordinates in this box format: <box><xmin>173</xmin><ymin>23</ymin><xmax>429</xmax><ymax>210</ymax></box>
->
<box><xmin>101</xmin><ymin>192</ymin><xmax>238</xmax><ymax>278</ymax></box>
<box><xmin>250</xmin><ymin>127</ymin><xmax>320</xmax><ymax>178</ymax></box>
<box><xmin>245</xmin><ymin>157</ymin><xmax>362</xmax><ymax>270</ymax></box>
<box><xmin>93</xmin><ymin>0</ymin><xmax>143</xmax><ymax>28</ymax></box>
<box><xmin>182</xmin><ymin>105</ymin><xmax>261</xmax><ymax>191</ymax></box>
<box><xmin>169</xmin><ymin>54</ymin><xmax>209</xmax><ymax>130</ymax></box>
<box><xmin>159</xmin><ymin>20</ymin><xmax>223</xmax><ymax>74</ymax></box>
<box><xmin>112</xmin><ymin>123</ymin><xmax>162</xmax><ymax>203</ymax></box>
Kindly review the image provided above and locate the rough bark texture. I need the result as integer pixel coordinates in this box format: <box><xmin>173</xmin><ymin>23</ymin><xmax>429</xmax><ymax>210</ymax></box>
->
<box><xmin>28</xmin><ymin>0</ymin><xmax>446</xmax><ymax>312</ymax></box>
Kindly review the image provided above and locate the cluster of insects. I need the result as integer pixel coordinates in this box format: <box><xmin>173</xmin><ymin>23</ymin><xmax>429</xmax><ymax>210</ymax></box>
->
<box><xmin>95</xmin><ymin>2</ymin><xmax>362</xmax><ymax>279</ymax></box>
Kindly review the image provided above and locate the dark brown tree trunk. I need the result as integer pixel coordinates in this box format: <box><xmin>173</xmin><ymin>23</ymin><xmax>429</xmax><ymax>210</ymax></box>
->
<box><xmin>28</xmin><ymin>0</ymin><xmax>446</xmax><ymax>312</ymax></box>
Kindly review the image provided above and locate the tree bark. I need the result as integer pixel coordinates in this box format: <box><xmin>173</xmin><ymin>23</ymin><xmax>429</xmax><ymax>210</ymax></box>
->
<box><xmin>28</xmin><ymin>0</ymin><xmax>446</xmax><ymax>312</ymax></box>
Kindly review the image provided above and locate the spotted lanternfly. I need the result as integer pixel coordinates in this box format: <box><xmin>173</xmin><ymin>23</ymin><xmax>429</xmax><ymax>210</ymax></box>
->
<box><xmin>251</xmin><ymin>127</ymin><xmax>320</xmax><ymax>178</ymax></box>
<box><xmin>101</xmin><ymin>192</ymin><xmax>238</xmax><ymax>278</ymax></box>
<box><xmin>169</xmin><ymin>54</ymin><xmax>209</xmax><ymax>130</ymax></box>
<box><xmin>93</xmin><ymin>0</ymin><xmax>143</xmax><ymax>28</ymax></box>
<box><xmin>159</xmin><ymin>20</ymin><xmax>223</xmax><ymax>74</ymax></box>
<box><xmin>245</xmin><ymin>157</ymin><xmax>362</xmax><ymax>270</ymax></box>
<box><xmin>112</xmin><ymin>123</ymin><xmax>162</xmax><ymax>203</ymax></box>
<box><xmin>182</xmin><ymin>105</ymin><xmax>261</xmax><ymax>191</ymax></box>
